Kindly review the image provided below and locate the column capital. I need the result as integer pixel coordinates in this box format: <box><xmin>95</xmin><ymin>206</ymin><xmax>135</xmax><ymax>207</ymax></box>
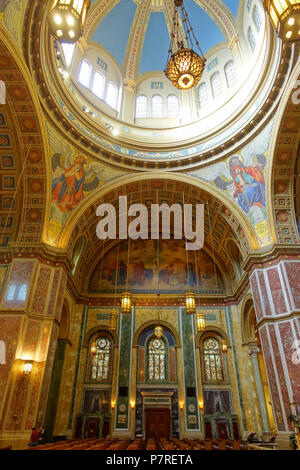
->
<box><xmin>248</xmin><ymin>346</ymin><xmax>261</xmax><ymax>358</ymax></box>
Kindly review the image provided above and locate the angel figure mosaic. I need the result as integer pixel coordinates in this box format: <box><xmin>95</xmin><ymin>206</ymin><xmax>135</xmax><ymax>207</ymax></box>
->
<box><xmin>52</xmin><ymin>153</ymin><xmax>99</xmax><ymax>213</ymax></box>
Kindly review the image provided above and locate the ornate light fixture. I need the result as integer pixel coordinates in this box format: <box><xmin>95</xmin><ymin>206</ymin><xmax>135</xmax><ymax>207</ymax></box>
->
<box><xmin>185</xmin><ymin>292</ymin><xmax>196</xmax><ymax>315</ymax></box>
<box><xmin>264</xmin><ymin>0</ymin><xmax>300</xmax><ymax>42</ymax></box>
<box><xmin>221</xmin><ymin>339</ymin><xmax>228</xmax><ymax>353</ymax></box>
<box><xmin>23</xmin><ymin>361</ymin><xmax>33</xmax><ymax>375</ymax></box>
<box><xmin>121</xmin><ymin>292</ymin><xmax>132</xmax><ymax>315</ymax></box>
<box><xmin>154</xmin><ymin>325</ymin><xmax>164</xmax><ymax>339</ymax></box>
<box><xmin>196</xmin><ymin>312</ymin><xmax>206</xmax><ymax>332</ymax></box>
<box><xmin>48</xmin><ymin>0</ymin><xmax>91</xmax><ymax>43</ymax></box>
<box><xmin>109</xmin><ymin>311</ymin><xmax>118</xmax><ymax>331</ymax></box>
<box><xmin>90</xmin><ymin>341</ymin><xmax>97</xmax><ymax>355</ymax></box>
<box><xmin>165</xmin><ymin>0</ymin><xmax>206</xmax><ymax>90</ymax></box>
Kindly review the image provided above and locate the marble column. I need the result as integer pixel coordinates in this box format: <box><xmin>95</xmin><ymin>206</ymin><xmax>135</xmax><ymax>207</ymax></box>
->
<box><xmin>0</xmin><ymin>256</ymin><xmax>67</xmax><ymax>448</ymax></box>
<box><xmin>250</xmin><ymin>258</ymin><xmax>300</xmax><ymax>445</ymax></box>
<box><xmin>248</xmin><ymin>345</ymin><xmax>270</xmax><ymax>432</ymax></box>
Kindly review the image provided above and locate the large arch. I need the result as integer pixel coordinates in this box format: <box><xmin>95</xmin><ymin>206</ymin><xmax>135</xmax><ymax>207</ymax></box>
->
<box><xmin>0</xmin><ymin>23</ymin><xmax>51</xmax><ymax>246</ymax></box>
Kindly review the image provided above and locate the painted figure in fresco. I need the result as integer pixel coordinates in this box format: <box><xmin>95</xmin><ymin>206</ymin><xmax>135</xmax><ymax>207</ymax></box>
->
<box><xmin>51</xmin><ymin>153</ymin><xmax>99</xmax><ymax>213</ymax></box>
<box><xmin>52</xmin><ymin>155</ymin><xmax>86</xmax><ymax>212</ymax></box>
<box><xmin>119</xmin><ymin>260</ymin><xmax>127</xmax><ymax>285</ymax></box>
<box><xmin>132</xmin><ymin>259</ymin><xmax>146</xmax><ymax>285</ymax></box>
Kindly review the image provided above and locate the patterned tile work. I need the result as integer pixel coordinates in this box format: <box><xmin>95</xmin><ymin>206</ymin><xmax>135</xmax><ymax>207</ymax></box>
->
<box><xmin>272</xmin><ymin>76</ymin><xmax>300</xmax><ymax>243</ymax></box>
<box><xmin>0</xmin><ymin>40</ymin><xmax>47</xmax><ymax>244</ymax></box>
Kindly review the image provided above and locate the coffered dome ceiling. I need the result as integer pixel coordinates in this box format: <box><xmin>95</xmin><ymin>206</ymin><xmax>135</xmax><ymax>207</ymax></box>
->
<box><xmin>28</xmin><ymin>0</ymin><xmax>296</xmax><ymax>170</ymax></box>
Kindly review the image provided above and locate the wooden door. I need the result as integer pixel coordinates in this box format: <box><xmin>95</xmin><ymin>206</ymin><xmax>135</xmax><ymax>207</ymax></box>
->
<box><xmin>217</xmin><ymin>422</ymin><xmax>228</xmax><ymax>440</ymax></box>
<box><xmin>145</xmin><ymin>408</ymin><xmax>170</xmax><ymax>440</ymax></box>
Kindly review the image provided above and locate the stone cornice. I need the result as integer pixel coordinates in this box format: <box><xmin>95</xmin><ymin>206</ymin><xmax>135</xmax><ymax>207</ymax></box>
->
<box><xmin>242</xmin><ymin>243</ymin><xmax>300</xmax><ymax>273</ymax></box>
<box><xmin>0</xmin><ymin>243</ymin><xmax>73</xmax><ymax>272</ymax></box>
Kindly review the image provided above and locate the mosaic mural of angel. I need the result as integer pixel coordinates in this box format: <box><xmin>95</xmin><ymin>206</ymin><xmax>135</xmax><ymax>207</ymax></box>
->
<box><xmin>51</xmin><ymin>152</ymin><xmax>100</xmax><ymax>212</ymax></box>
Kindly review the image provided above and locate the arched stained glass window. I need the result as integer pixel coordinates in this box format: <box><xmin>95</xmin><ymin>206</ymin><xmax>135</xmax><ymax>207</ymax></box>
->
<box><xmin>151</xmin><ymin>95</ymin><xmax>163</xmax><ymax>118</ymax></box>
<box><xmin>167</xmin><ymin>95</ymin><xmax>179</xmax><ymax>117</ymax></box>
<box><xmin>136</xmin><ymin>94</ymin><xmax>147</xmax><ymax>118</ymax></box>
<box><xmin>224</xmin><ymin>61</ymin><xmax>237</xmax><ymax>88</ymax></box>
<box><xmin>78</xmin><ymin>60</ymin><xmax>92</xmax><ymax>88</ymax></box>
<box><xmin>198</xmin><ymin>82</ymin><xmax>208</xmax><ymax>109</ymax></box>
<box><xmin>106</xmin><ymin>82</ymin><xmax>118</xmax><ymax>109</ymax></box>
<box><xmin>253</xmin><ymin>6</ymin><xmax>262</xmax><ymax>31</ymax></box>
<box><xmin>91</xmin><ymin>337</ymin><xmax>111</xmax><ymax>381</ymax></box>
<box><xmin>204</xmin><ymin>337</ymin><xmax>223</xmax><ymax>381</ymax></box>
<box><xmin>211</xmin><ymin>72</ymin><xmax>223</xmax><ymax>99</ymax></box>
<box><xmin>248</xmin><ymin>26</ymin><xmax>256</xmax><ymax>52</ymax></box>
<box><xmin>148</xmin><ymin>337</ymin><xmax>166</xmax><ymax>381</ymax></box>
<box><xmin>92</xmin><ymin>71</ymin><xmax>105</xmax><ymax>99</ymax></box>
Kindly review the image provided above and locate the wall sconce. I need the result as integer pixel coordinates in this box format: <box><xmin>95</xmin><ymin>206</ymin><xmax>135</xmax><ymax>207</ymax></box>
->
<box><xmin>221</xmin><ymin>339</ymin><xmax>228</xmax><ymax>353</ymax></box>
<box><xmin>179</xmin><ymin>400</ymin><xmax>184</xmax><ymax>410</ymax></box>
<box><xmin>130</xmin><ymin>400</ymin><xmax>136</xmax><ymax>409</ymax></box>
<box><xmin>23</xmin><ymin>360</ymin><xmax>33</xmax><ymax>375</ymax></box>
<box><xmin>110</xmin><ymin>400</ymin><xmax>116</xmax><ymax>409</ymax></box>
<box><xmin>90</xmin><ymin>341</ymin><xmax>97</xmax><ymax>355</ymax></box>
<box><xmin>198</xmin><ymin>399</ymin><xmax>204</xmax><ymax>411</ymax></box>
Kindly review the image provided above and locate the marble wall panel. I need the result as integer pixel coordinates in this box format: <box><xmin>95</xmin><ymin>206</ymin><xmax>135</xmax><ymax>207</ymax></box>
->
<box><xmin>31</xmin><ymin>266</ymin><xmax>52</xmax><ymax>314</ymax></box>
<box><xmin>0</xmin><ymin>316</ymin><xmax>21</xmax><ymax>406</ymax></box>
<box><xmin>267</xmin><ymin>268</ymin><xmax>287</xmax><ymax>315</ymax></box>
<box><xmin>278</xmin><ymin>321</ymin><xmax>300</xmax><ymax>402</ymax></box>
<box><xmin>257</xmin><ymin>271</ymin><xmax>272</xmax><ymax>316</ymax></box>
<box><xmin>2</xmin><ymin>259</ymin><xmax>35</xmax><ymax>309</ymax></box>
<box><xmin>250</xmin><ymin>274</ymin><xmax>263</xmax><ymax>321</ymax></box>
<box><xmin>284</xmin><ymin>261</ymin><xmax>300</xmax><ymax>309</ymax></box>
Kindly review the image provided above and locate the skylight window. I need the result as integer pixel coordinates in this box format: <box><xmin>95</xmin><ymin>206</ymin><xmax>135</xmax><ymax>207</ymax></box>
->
<box><xmin>78</xmin><ymin>60</ymin><xmax>92</xmax><ymax>88</ymax></box>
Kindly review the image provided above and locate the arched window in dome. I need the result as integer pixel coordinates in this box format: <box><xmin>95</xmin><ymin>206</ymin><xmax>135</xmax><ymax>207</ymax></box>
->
<box><xmin>136</xmin><ymin>94</ymin><xmax>147</xmax><ymax>118</ymax></box>
<box><xmin>151</xmin><ymin>94</ymin><xmax>163</xmax><ymax>118</ymax></box>
<box><xmin>167</xmin><ymin>95</ymin><xmax>179</xmax><ymax>117</ymax></box>
<box><xmin>92</xmin><ymin>71</ymin><xmax>105</xmax><ymax>99</ymax></box>
<box><xmin>147</xmin><ymin>337</ymin><xmax>167</xmax><ymax>382</ymax></box>
<box><xmin>248</xmin><ymin>26</ymin><xmax>256</xmax><ymax>51</ymax></box>
<box><xmin>78</xmin><ymin>60</ymin><xmax>92</xmax><ymax>88</ymax></box>
<box><xmin>224</xmin><ymin>61</ymin><xmax>237</xmax><ymax>88</ymax></box>
<box><xmin>204</xmin><ymin>337</ymin><xmax>223</xmax><ymax>381</ymax></box>
<box><xmin>198</xmin><ymin>82</ymin><xmax>208</xmax><ymax>109</ymax></box>
<box><xmin>253</xmin><ymin>5</ymin><xmax>262</xmax><ymax>31</ymax></box>
<box><xmin>61</xmin><ymin>42</ymin><xmax>75</xmax><ymax>67</ymax></box>
<box><xmin>90</xmin><ymin>337</ymin><xmax>112</xmax><ymax>382</ymax></box>
<box><xmin>211</xmin><ymin>72</ymin><xmax>223</xmax><ymax>99</ymax></box>
<box><xmin>106</xmin><ymin>82</ymin><xmax>118</xmax><ymax>109</ymax></box>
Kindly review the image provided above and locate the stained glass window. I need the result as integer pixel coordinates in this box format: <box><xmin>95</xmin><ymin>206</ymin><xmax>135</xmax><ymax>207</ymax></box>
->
<box><xmin>248</xmin><ymin>26</ymin><xmax>256</xmax><ymax>52</ymax></box>
<box><xmin>204</xmin><ymin>337</ymin><xmax>223</xmax><ymax>381</ymax></box>
<box><xmin>136</xmin><ymin>95</ymin><xmax>147</xmax><ymax>118</ymax></box>
<box><xmin>151</xmin><ymin>95</ymin><xmax>163</xmax><ymax>117</ymax></box>
<box><xmin>167</xmin><ymin>95</ymin><xmax>179</xmax><ymax>117</ymax></box>
<box><xmin>224</xmin><ymin>61</ymin><xmax>237</xmax><ymax>88</ymax></box>
<box><xmin>90</xmin><ymin>337</ymin><xmax>111</xmax><ymax>381</ymax></box>
<box><xmin>148</xmin><ymin>337</ymin><xmax>166</xmax><ymax>381</ymax></box>
<box><xmin>253</xmin><ymin>6</ymin><xmax>262</xmax><ymax>32</ymax></box>
<box><xmin>106</xmin><ymin>82</ymin><xmax>118</xmax><ymax>109</ymax></box>
<box><xmin>78</xmin><ymin>60</ymin><xmax>92</xmax><ymax>88</ymax></box>
<box><xmin>92</xmin><ymin>71</ymin><xmax>105</xmax><ymax>99</ymax></box>
<box><xmin>211</xmin><ymin>72</ymin><xmax>223</xmax><ymax>99</ymax></box>
<box><xmin>198</xmin><ymin>82</ymin><xmax>208</xmax><ymax>109</ymax></box>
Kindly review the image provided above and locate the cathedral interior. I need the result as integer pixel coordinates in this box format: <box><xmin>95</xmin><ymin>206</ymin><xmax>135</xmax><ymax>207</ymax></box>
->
<box><xmin>0</xmin><ymin>0</ymin><xmax>300</xmax><ymax>451</ymax></box>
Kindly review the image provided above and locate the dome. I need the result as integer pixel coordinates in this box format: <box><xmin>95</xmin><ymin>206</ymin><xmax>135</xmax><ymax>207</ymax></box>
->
<box><xmin>38</xmin><ymin>0</ymin><xmax>287</xmax><ymax>169</ymax></box>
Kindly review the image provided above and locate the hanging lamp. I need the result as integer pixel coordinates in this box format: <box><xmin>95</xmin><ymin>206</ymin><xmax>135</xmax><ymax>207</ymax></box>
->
<box><xmin>165</xmin><ymin>0</ymin><xmax>206</xmax><ymax>89</ymax></box>
<box><xmin>264</xmin><ymin>0</ymin><xmax>300</xmax><ymax>42</ymax></box>
<box><xmin>48</xmin><ymin>0</ymin><xmax>90</xmax><ymax>43</ymax></box>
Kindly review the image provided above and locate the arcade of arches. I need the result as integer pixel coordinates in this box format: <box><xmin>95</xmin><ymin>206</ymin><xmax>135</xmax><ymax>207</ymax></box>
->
<box><xmin>0</xmin><ymin>0</ymin><xmax>299</xmax><ymax>450</ymax></box>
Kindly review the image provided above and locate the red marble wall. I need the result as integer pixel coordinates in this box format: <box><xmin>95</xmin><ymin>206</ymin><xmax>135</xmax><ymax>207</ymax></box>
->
<box><xmin>31</xmin><ymin>266</ymin><xmax>52</xmax><ymax>314</ymax></box>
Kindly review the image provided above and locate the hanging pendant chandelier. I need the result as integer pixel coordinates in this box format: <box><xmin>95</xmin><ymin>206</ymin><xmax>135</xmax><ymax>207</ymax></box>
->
<box><xmin>196</xmin><ymin>312</ymin><xmax>206</xmax><ymax>332</ymax></box>
<box><xmin>165</xmin><ymin>0</ymin><xmax>206</xmax><ymax>90</ymax></box>
<box><xmin>264</xmin><ymin>0</ymin><xmax>300</xmax><ymax>42</ymax></box>
<box><xmin>109</xmin><ymin>311</ymin><xmax>118</xmax><ymax>331</ymax></box>
<box><xmin>48</xmin><ymin>0</ymin><xmax>90</xmax><ymax>43</ymax></box>
<box><xmin>121</xmin><ymin>292</ymin><xmax>132</xmax><ymax>315</ymax></box>
<box><xmin>185</xmin><ymin>292</ymin><xmax>196</xmax><ymax>315</ymax></box>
